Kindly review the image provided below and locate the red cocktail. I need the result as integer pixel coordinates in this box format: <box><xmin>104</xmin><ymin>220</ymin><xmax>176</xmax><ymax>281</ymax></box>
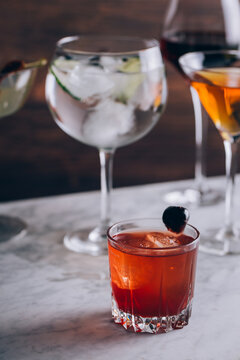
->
<box><xmin>108</xmin><ymin>218</ymin><xmax>200</xmax><ymax>333</ymax></box>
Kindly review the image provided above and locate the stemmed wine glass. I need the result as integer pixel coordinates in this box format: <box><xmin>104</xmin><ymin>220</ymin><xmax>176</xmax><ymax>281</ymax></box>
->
<box><xmin>160</xmin><ymin>0</ymin><xmax>240</xmax><ymax>205</ymax></box>
<box><xmin>45</xmin><ymin>35</ymin><xmax>167</xmax><ymax>256</ymax></box>
<box><xmin>180</xmin><ymin>50</ymin><xmax>240</xmax><ymax>255</ymax></box>
<box><xmin>0</xmin><ymin>58</ymin><xmax>46</xmax><ymax>242</ymax></box>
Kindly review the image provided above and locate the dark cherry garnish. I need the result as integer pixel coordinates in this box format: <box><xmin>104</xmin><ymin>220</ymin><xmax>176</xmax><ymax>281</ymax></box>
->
<box><xmin>162</xmin><ymin>206</ymin><xmax>190</xmax><ymax>234</ymax></box>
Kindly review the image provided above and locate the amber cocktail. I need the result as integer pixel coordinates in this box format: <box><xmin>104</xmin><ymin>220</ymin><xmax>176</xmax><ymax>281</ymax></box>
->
<box><xmin>179</xmin><ymin>51</ymin><xmax>240</xmax><ymax>255</ymax></box>
<box><xmin>107</xmin><ymin>218</ymin><xmax>200</xmax><ymax>333</ymax></box>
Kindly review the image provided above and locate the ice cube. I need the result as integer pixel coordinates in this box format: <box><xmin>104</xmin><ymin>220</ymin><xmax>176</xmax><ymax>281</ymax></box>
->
<box><xmin>130</xmin><ymin>68</ymin><xmax>166</xmax><ymax>111</ymax></box>
<box><xmin>82</xmin><ymin>98</ymin><xmax>135</xmax><ymax>148</ymax></box>
<box><xmin>145</xmin><ymin>232</ymin><xmax>181</xmax><ymax>248</ymax></box>
<box><xmin>68</xmin><ymin>63</ymin><xmax>114</xmax><ymax>99</ymax></box>
<box><xmin>111</xmin><ymin>259</ymin><xmax>151</xmax><ymax>290</ymax></box>
<box><xmin>100</xmin><ymin>56</ymin><xmax>123</xmax><ymax>71</ymax></box>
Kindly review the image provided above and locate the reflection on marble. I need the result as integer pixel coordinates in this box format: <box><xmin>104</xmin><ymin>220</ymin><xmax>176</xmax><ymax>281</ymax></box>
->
<box><xmin>1</xmin><ymin>176</ymin><xmax>240</xmax><ymax>360</ymax></box>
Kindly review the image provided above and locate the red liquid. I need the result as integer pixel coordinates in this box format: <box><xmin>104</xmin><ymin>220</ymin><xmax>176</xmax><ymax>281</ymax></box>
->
<box><xmin>160</xmin><ymin>30</ymin><xmax>237</xmax><ymax>74</ymax></box>
<box><xmin>108</xmin><ymin>230</ymin><xmax>198</xmax><ymax>318</ymax></box>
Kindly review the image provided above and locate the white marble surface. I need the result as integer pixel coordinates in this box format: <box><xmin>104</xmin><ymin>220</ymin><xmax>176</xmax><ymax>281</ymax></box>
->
<box><xmin>1</xmin><ymin>176</ymin><xmax>240</xmax><ymax>360</ymax></box>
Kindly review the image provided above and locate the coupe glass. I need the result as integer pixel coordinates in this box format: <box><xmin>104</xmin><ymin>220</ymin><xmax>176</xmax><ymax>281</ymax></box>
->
<box><xmin>160</xmin><ymin>0</ymin><xmax>240</xmax><ymax>206</ymax></box>
<box><xmin>45</xmin><ymin>35</ymin><xmax>167</xmax><ymax>256</ymax></box>
<box><xmin>180</xmin><ymin>50</ymin><xmax>240</xmax><ymax>255</ymax></box>
<box><xmin>0</xmin><ymin>59</ymin><xmax>46</xmax><ymax>242</ymax></box>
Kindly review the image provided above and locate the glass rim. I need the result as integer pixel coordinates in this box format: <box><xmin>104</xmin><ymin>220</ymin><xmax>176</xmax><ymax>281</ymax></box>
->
<box><xmin>107</xmin><ymin>217</ymin><xmax>200</xmax><ymax>252</ymax></box>
<box><xmin>179</xmin><ymin>49</ymin><xmax>240</xmax><ymax>74</ymax></box>
<box><xmin>56</xmin><ymin>34</ymin><xmax>160</xmax><ymax>56</ymax></box>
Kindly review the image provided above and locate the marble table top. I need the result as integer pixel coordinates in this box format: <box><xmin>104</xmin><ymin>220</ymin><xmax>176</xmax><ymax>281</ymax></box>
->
<box><xmin>1</xmin><ymin>176</ymin><xmax>240</xmax><ymax>360</ymax></box>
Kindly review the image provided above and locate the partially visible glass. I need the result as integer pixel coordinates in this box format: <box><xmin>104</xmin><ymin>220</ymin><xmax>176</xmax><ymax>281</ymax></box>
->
<box><xmin>45</xmin><ymin>35</ymin><xmax>167</xmax><ymax>256</ymax></box>
<box><xmin>0</xmin><ymin>59</ymin><xmax>46</xmax><ymax>242</ymax></box>
<box><xmin>160</xmin><ymin>0</ymin><xmax>240</xmax><ymax>206</ymax></box>
<box><xmin>180</xmin><ymin>50</ymin><xmax>240</xmax><ymax>255</ymax></box>
<box><xmin>108</xmin><ymin>218</ymin><xmax>200</xmax><ymax>333</ymax></box>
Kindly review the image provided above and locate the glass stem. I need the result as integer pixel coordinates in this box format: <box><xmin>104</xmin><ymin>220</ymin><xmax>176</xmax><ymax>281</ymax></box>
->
<box><xmin>190</xmin><ymin>86</ymin><xmax>208</xmax><ymax>192</ymax></box>
<box><xmin>99</xmin><ymin>149</ymin><xmax>115</xmax><ymax>231</ymax></box>
<box><xmin>223</xmin><ymin>140</ymin><xmax>238</xmax><ymax>231</ymax></box>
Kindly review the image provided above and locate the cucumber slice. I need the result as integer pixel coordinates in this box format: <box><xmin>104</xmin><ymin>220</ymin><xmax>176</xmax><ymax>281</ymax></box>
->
<box><xmin>50</xmin><ymin>59</ymin><xmax>82</xmax><ymax>100</ymax></box>
<box><xmin>51</xmin><ymin>58</ymin><xmax>115</xmax><ymax>101</ymax></box>
<box><xmin>115</xmin><ymin>57</ymin><xmax>144</xmax><ymax>103</ymax></box>
<box><xmin>50</xmin><ymin>57</ymin><xmax>144</xmax><ymax>103</ymax></box>
<box><xmin>119</xmin><ymin>57</ymin><xmax>141</xmax><ymax>73</ymax></box>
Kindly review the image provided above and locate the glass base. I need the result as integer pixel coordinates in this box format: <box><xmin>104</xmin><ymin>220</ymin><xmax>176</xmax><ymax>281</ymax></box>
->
<box><xmin>0</xmin><ymin>215</ymin><xmax>27</xmax><ymax>243</ymax></box>
<box><xmin>200</xmin><ymin>226</ymin><xmax>240</xmax><ymax>256</ymax></box>
<box><xmin>112</xmin><ymin>297</ymin><xmax>192</xmax><ymax>334</ymax></box>
<box><xmin>63</xmin><ymin>225</ymin><xmax>108</xmax><ymax>256</ymax></box>
<box><xmin>163</xmin><ymin>186</ymin><xmax>223</xmax><ymax>206</ymax></box>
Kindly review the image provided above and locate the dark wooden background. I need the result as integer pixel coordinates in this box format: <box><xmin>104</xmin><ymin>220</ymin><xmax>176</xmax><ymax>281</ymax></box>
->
<box><xmin>0</xmin><ymin>0</ymin><xmax>231</xmax><ymax>202</ymax></box>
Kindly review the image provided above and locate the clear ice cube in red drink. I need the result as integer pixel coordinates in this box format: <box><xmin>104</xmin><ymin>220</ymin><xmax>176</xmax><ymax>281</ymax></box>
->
<box><xmin>145</xmin><ymin>232</ymin><xmax>181</xmax><ymax>248</ymax></box>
